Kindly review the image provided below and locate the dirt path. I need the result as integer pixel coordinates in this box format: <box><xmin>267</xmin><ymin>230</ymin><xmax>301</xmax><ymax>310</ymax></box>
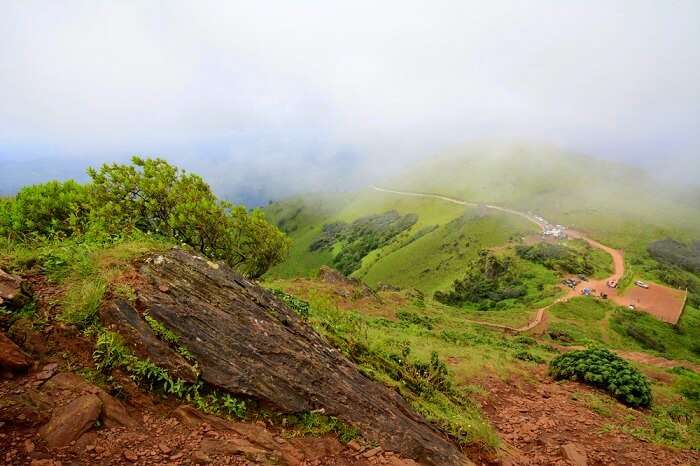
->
<box><xmin>372</xmin><ymin>186</ymin><xmax>622</xmax><ymax>332</ymax></box>
<box><xmin>372</xmin><ymin>187</ymin><xmax>690</xmax><ymax>357</ymax></box>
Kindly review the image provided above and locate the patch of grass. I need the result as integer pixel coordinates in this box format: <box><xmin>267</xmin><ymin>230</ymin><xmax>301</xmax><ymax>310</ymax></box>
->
<box><xmin>60</xmin><ymin>279</ymin><xmax>107</xmax><ymax>328</ymax></box>
<box><xmin>284</xmin><ymin>412</ymin><xmax>360</xmax><ymax>444</ymax></box>
<box><xmin>93</xmin><ymin>329</ymin><xmax>246</xmax><ymax>419</ymax></box>
<box><xmin>144</xmin><ymin>313</ymin><xmax>196</xmax><ymax>362</ymax></box>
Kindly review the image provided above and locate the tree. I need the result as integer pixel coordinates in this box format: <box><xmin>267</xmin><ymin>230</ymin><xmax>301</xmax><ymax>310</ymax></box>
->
<box><xmin>87</xmin><ymin>156</ymin><xmax>289</xmax><ymax>278</ymax></box>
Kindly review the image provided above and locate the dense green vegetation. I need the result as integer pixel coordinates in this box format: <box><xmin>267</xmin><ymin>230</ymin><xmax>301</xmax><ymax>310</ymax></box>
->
<box><xmin>549</xmin><ymin>347</ymin><xmax>652</xmax><ymax>407</ymax></box>
<box><xmin>516</xmin><ymin>240</ymin><xmax>611</xmax><ymax>278</ymax></box>
<box><xmin>310</xmin><ymin>210</ymin><xmax>418</xmax><ymax>275</ymax></box>
<box><xmin>434</xmin><ymin>250</ymin><xmax>526</xmax><ymax>307</ymax></box>
<box><xmin>1</xmin><ymin>157</ymin><xmax>289</xmax><ymax>279</ymax></box>
<box><xmin>649</xmin><ymin>239</ymin><xmax>700</xmax><ymax>275</ymax></box>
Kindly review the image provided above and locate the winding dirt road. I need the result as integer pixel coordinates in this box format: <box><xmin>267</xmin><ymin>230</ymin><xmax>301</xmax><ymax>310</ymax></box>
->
<box><xmin>372</xmin><ymin>186</ymin><xmax>685</xmax><ymax>328</ymax></box>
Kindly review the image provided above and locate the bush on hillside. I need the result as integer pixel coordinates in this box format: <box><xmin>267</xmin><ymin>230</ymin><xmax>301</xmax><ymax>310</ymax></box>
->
<box><xmin>0</xmin><ymin>181</ymin><xmax>90</xmax><ymax>239</ymax></box>
<box><xmin>549</xmin><ymin>347</ymin><xmax>652</xmax><ymax>407</ymax></box>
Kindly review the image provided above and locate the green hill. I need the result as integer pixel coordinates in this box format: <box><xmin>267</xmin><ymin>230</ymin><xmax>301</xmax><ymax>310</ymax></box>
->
<box><xmin>264</xmin><ymin>143</ymin><xmax>700</xmax><ymax>297</ymax></box>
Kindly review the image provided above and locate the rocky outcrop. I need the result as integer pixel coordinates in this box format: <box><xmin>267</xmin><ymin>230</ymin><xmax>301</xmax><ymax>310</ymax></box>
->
<box><xmin>39</xmin><ymin>394</ymin><xmax>103</xmax><ymax>448</ymax></box>
<box><xmin>0</xmin><ymin>268</ymin><xmax>32</xmax><ymax>310</ymax></box>
<box><xmin>0</xmin><ymin>331</ymin><xmax>33</xmax><ymax>373</ymax></box>
<box><xmin>108</xmin><ymin>250</ymin><xmax>465</xmax><ymax>465</ymax></box>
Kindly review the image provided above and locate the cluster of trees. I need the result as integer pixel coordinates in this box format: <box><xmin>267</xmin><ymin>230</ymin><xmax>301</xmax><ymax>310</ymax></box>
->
<box><xmin>434</xmin><ymin>250</ymin><xmax>526</xmax><ymax>308</ymax></box>
<box><xmin>0</xmin><ymin>157</ymin><xmax>289</xmax><ymax>278</ymax></box>
<box><xmin>309</xmin><ymin>211</ymin><xmax>418</xmax><ymax>276</ymax></box>
<box><xmin>515</xmin><ymin>242</ymin><xmax>594</xmax><ymax>276</ymax></box>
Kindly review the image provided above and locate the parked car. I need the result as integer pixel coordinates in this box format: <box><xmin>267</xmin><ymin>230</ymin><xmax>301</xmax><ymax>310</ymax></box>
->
<box><xmin>581</xmin><ymin>287</ymin><xmax>592</xmax><ymax>296</ymax></box>
<box><xmin>578</xmin><ymin>274</ymin><xmax>588</xmax><ymax>281</ymax></box>
<box><xmin>561</xmin><ymin>278</ymin><xmax>579</xmax><ymax>289</ymax></box>
<box><xmin>634</xmin><ymin>280</ymin><xmax>650</xmax><ymax>289</ymax></box>
<box><xmin>607</xmin><ymin>279</ymin><xmax>618</xmax><ymax>288</ymax></box>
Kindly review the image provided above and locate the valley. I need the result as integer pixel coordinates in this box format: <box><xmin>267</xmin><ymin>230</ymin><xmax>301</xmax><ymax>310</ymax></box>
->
<box><xmin>2</xmin><ymin>152</ymin><xmax>699</xmax><ymax>465</ymax></box>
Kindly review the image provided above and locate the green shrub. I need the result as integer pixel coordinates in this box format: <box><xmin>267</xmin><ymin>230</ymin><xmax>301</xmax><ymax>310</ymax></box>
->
<box><xmin>514</xmin><ymin>350</ymin><xmax>544</xmax><ymax>364</ymax></box>
<box><xmin>549</xmin><ymin>347</ymin><xmax>652</xmax><ymax>407</ymax></box>
<box><xmin>88</xmin><ymin>157</ymin><xmax>289</xmax><ymax>278</ymax></box>
<box><xmin>2</xmin><ymin>158</ymin><xmax>290</xmax><ymax>280</ymax></box>
<box><xmin>516</xmin><ymin>242</ymin><xmax>595</xmax><ymax>276</ymax></box>
<box><xmin>270</xmin><ymin>289</ymin><xmax>310</xmax><ymax>320</ymax></box>
<box><xmin>396</xmin><ymin>310</ymin><xmax>435</xmax><ymax>329</ymax></box>
<box><xmin>1</xmin><ymin>181</ymin><xmax>89</xmax><ymax>239</ymax></box>
<box><xmin>287</xmin><ymin>412</ymin><xmax>359</xmax><ymax>444</ymax></box>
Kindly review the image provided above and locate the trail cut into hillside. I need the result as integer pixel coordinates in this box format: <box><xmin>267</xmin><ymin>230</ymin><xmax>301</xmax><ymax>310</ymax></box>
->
<box><xmin>372</xmin><ymin>186</ymin><xmax>687</xmax><ymax>328</ymax></box>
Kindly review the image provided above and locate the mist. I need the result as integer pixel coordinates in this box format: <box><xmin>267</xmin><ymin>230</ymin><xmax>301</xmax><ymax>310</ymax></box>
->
<box><xmin>1</xmin><ymin>1</ymin><xmax>699</xmax><ymax>204</ymax></box>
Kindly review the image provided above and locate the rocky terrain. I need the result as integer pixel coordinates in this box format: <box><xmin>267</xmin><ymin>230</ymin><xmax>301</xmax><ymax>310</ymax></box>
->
<box><xmin>0</xmin><ymin>251</ymin><xmax>469</xmax><ymax>465</ymax></box>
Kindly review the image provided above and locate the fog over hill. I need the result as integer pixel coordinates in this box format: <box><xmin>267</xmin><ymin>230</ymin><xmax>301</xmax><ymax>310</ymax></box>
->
<box><xmin>2</xmin><ymin>1</ymin><xmax>700</xmax><ymax>204</ymax></box>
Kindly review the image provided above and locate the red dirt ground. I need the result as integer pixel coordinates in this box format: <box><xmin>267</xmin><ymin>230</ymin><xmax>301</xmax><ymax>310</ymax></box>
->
<box><xmin>476</xmin><ymin>369</ymin><xmax>700</xmax><ymax>466</ymax></box>
<box><xmin>617</xmin><ymin>284</ymin><xmax>687</xmax><ymax>324</ymax></box>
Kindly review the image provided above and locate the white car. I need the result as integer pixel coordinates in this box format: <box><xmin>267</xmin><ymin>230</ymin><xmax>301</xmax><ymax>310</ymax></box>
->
<box><xmin>634</xmin><ymin>280</ymin><xmax>650</xmax><ymax>289</ymax></box>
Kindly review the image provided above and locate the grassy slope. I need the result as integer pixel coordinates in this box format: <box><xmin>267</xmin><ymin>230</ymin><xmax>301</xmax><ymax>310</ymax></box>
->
<box><xmin>270</xmin><ymin>278</ymin><xmax>700</xmax><ymax>451</ymax></box>
<box><xmin>265</xmin><ymin>189</ymin><xmax>540</xmax><ymax>293</ymax></box>
<box><xmin>547</xmin><ymin>297</ymin><xmax>700</xmax><ymax>364</ymax></box>
<box><xmin>266</xmin><ymin>143</ymin><xmax>699</xmax><ymax>293</ymax></box>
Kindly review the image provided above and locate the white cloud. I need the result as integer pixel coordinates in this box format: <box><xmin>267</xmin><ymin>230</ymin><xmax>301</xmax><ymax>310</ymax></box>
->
<box><xmin>1</xmin><ymin>0</ymin><xmax>699</xmax><ymax>199</ymax></box>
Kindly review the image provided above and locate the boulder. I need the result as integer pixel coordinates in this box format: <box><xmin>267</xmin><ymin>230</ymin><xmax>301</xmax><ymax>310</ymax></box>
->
<box><xmin>0</xmin><ymin>331</ymin><xmax>33</xmax><ymax>373</ymax></box>
<box><xmin>97</xmin><ymin>390</ymin><xmax>138</xmax><ymax>428</ymax></box>
<box><xmin>0</xmin><ymin>268</ymin><xmax>31</xmax><ymax>309</ymax></box>
<box><xmin>39</xmin><ymin>394</ymin><xmax>102</xmax><ymax>448</ymax></box>
<box><xmin>117</xmin><ymin>250</ymin><xmax>466</xmax><ymax>465</ymax></box>
<box><xmin>43</xmin><ymin>372</ymin><xmax>137</xmax><ymax>428</ymax></box>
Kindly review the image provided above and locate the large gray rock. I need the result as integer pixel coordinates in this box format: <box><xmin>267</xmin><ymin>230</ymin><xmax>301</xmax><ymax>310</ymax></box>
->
<box><xmin>106</xmin><ymin>250</ymin><xmax>466</xmax><ymax>465</ymax></box>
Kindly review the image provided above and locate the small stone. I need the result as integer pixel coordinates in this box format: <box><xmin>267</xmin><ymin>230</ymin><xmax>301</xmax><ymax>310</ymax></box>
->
<box><xmin>158</xmin><ymin>443</ymin><xmax>172</xmax><ymax>454</ymax></box>
<box><xmin>169</xmin><ymin>453</ymin><xmax>184</xmax><ymax>460</ymax></box>
<box><xmin>24</xmin><ymin>439</ymin><xmax>35</xmax><ymax>453</ymax></box>
<box><xmin>192</xmin><ymin>450</ymin><xmax>211</xmax><ymax>464</ymax></box>
<box><xmin>347</xmin><ymin>439</ymin><xmax>363</xmax><ymax>451</ymax></box>
<box><xmin>35</xmin><ymin>363</ymin><xmax>59</xmax><ymax>381</ymax></box>
<box><xmin>363</xmin><ymin>446</ymin><xmax>382</xmax><ymax>458</ymax></box>
<box><xmin>123</xmin><ymin>451</ymin><xmax>138</xmax><ymax>462</ymax></box>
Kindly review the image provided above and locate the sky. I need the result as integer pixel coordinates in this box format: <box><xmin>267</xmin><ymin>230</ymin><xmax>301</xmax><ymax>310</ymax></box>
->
<box><xmin>1</xmin><ymin>1</ymin><xmax>699</xmax><ymax>204</ymax></box>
